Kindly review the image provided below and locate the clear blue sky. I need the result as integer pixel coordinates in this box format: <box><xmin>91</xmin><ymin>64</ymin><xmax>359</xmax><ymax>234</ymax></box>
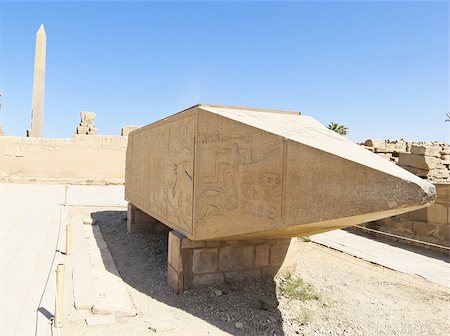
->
<box><xmin>0</xmin><ymin>0</ymin><xmax>448</xmax><ymax>142</ymax></box>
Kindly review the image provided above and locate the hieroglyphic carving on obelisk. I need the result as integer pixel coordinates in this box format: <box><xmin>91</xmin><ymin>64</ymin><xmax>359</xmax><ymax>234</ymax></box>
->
<box><xmin>29</xmin><ymin>24</ymin><xmax>46</xmax><ymax>137</ymax></box>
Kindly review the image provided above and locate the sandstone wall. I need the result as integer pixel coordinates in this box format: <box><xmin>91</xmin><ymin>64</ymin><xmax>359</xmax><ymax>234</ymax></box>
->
<box><xmin>0</xmin><ymin>135</ymin><xmax>127</xmax><ymax>184</ymax></box>
<box><xmin>362</xmin><ymin>139</ymin><xmax>449</xmax><ymax>182</ymax></box>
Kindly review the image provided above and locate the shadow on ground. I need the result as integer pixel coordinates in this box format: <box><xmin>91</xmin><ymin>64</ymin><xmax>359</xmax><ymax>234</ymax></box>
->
<box><xmin>91</xmin><ymin>210</ymin><xmax>285</xmax><ymax>336</ymax></box>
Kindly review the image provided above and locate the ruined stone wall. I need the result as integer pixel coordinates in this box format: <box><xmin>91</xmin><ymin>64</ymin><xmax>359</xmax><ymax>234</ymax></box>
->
<box><xmin>362</xmin><ymin>139</ymin><xmax>449</xmax><ymax>247</ymax></box>
<box><xmin>0</xmin><ymin>135</ymin><xmax>127</xmax><ymax>184</ymax></box>
<box><xmin>363</xmin><ymin>139</ymin><xmax>449</xmax><ymax>182</ymax></box>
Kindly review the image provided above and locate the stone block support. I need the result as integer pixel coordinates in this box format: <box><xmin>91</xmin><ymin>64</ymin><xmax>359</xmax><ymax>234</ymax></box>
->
<box><xmin>167</xmin><ymin>230</ymin><xmax>297</xmax><ymax>293</ymax></box>
<box><xmin>127</xmin><ymin>203</ymin><xmax>169</xmax><ymax>234</ymax></box>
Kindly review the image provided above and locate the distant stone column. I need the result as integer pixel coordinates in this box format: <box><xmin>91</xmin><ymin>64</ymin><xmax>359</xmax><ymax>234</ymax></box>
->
<box><xmin>29</xmin><ymin>24</ymin><xmax>46</xmax><ymax>137</ymax></box>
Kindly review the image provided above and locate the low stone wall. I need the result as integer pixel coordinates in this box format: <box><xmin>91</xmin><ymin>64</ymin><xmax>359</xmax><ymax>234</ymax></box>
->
<box><xmin>0</xmin><ymin>135</ymin><xmax>127</xmax><ymax>184</ymax></box>
<box><xmin>366</xmin><ymin>183</ymin><xmax>449</xmax><ymax>247</ymax></box>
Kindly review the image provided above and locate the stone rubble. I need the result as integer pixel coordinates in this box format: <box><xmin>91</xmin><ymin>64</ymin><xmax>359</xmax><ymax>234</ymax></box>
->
<box><xmin>362</xmin><ymin>139</ymin><xmax>450</xmax><ymax>182</ymax></box>
<box><xmin>76</xmin><ymin>111</ymin><xmax>97</xmax><ymax>135</ymax></box>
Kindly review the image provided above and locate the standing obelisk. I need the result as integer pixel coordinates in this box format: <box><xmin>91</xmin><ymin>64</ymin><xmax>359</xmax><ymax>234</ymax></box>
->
<box><xmin>29</xmin><ymin>24</ymin><xmax>46</xmax><ymax>137</ymax></box>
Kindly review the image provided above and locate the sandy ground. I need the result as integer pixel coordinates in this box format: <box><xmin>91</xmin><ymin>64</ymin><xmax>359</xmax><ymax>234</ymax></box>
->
<box><xmin>64</xmin><ymin>208</ymin><xmax>450</xmax><ymax>336</ymax></box>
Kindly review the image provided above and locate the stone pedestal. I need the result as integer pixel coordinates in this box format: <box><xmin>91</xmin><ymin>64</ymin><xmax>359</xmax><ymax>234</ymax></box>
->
<box><xmin>127</xmin><ymin>203</ymin><xmax>169</xmax><ymax>234</ymax></box>
<box><xmin>167</xmin><ymin>230</ymin><xmax>297</xmax><ymax>293</ymax></box>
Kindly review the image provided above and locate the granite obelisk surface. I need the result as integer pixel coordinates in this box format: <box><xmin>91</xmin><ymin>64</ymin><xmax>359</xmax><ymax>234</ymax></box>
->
<box><xmin>29</xmin><ymin>24</ymin><xmax>46</xmax><ymax>137</ymax></box>
<box><xmin>125</xmin><ymin>104</ymin><xmax>436</xmax><ymax>240</ymax></box>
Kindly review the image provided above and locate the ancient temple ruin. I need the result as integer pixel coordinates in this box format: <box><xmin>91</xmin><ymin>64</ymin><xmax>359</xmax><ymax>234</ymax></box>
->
<box><xmin>76</xmin><ymin>112</ymin><xmax>97</xmax><ymax>135</ymax></box>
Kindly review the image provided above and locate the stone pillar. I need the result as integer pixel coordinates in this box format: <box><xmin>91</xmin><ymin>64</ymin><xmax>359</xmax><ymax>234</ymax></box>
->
<box><xmin>29</xmin><ymin>24</ymin><xmax>46</xmax><ymax>137</ymax></box>
<box><xmin>127</xmin><ymin>203</ymin><xmax>169</xmax><ymax>234</ymax></box>
<box><xmin>167</xmin><ymin>230</ymin><xmax>297</xmax><ymax>293</ymax></box>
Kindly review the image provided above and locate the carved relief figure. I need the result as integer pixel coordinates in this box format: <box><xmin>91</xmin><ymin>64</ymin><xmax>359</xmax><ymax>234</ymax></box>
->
<box><xmin>167</xmin><ymin>159</ymin><xmax>193</xmax><ymax>231</ymax></box>
<box><xmin>198</xmin><ymin>138</ymin><xmax>283</xmax><ymax>223</ymax></box>
<box><xmin>198</xmin><ymin>143</ymin><xmax>240</xmax><ymax>222</ymax></box>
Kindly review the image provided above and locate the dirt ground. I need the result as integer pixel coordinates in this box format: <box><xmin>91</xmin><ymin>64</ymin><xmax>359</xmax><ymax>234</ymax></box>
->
<box><xmin>65</xmin><ymin>209</ymin><xmax>450</xmax><ymax>336</ymax></box>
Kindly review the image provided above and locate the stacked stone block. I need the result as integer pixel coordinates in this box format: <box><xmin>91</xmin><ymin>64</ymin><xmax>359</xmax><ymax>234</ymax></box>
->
<box><xmin>167</xmin><ymin>231</ymin><xmax>297</xmax><ymax>293</ymax></box>
<box><xmin>127</xmin><ymin>203</ymin><xmax>297</xmax><ymax>293</ymax></box>
<box><xmin>363</xmin><ymin>139</ymin><xmax>450</xmax><ymax>182</ymax></box>
<box><xmin>76</xmin><ymin>111</ymin><xmax>97</xmax><ymax>135</ymax></box>
<box><xmin>399</xmin><ymin>145</ymin><xmax>449</xmax><ymax>181</ymax></box>
<box><xmin>363</xmin><ymin>139</ymin><xmax>408</xmax><ymax>164</ymax></box>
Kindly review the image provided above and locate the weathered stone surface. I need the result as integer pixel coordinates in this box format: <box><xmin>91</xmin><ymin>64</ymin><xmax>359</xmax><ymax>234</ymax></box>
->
<box><xmin>441</xmin><ymin>148</ymin><xmax>450</xmax><ymax>155</ymax></box>
<box><xmin>76</xmin><ymin>112</ymin><xmax>97</xmax><ymax>135</ymax></box>
<box><xmin>167</xmin><ymin>264</ymin><xmax>183</xmax><ymax>293</ymax></box>
<box><xmin>410</xmin><ymin>145</ymin><xmax>441</xmax><ymax>157</ymax></box>
<box><xmin>374</xmin><ymin>147</ymin><xmax>394</xmax><ymax>154</ymax></box>
<box><xmin>427</xmin><ymin>204</ymin><xmax>448</xmax><ymax>225</ymax></box>
<box><xmin>398</xmin><ymin>153</ymin><xmax>441</xmax><ymax>170</ymax></box>
<box><xmin>435</xmin><ymin>184</ymin><xmax>450</xmax><ymax>205</ymax></box>
<box><xmin>192</xmin><ymin>248</ymin><xmax>218</xmax><ymax>273</ymax></box>
<box><xmin>121</xmin><ymin>125</ymin><xmax>139</xmax><ymax>136</ymax></box>
<box><xmin>405</xmin><ymin>208</ymin><xmax>428</xmax><ymax>222</ymax></box>
<box><xmin>364</xmin><ymin>139</ymin><xmax>386</xmax><ymax>148</ymax></box>
<box><xmin>219</xmin><ymin>245</ymin><xmax>253</xmax><ymax>271</ymax></box>
<box><xmin>181</xmin><ymin>239</ymin><xmax>205</xmax><ymax>249</ymax></box>
<box><xmin>167</xmin><ymin>232</ymin><xmax>297</xmax><ymax>292</ymax></box>
<box><xmin>125</xmin><ymin>105</ymin><xmax>436</xmax><ymax>240</ymax></box>
<box><xmin>254</xmin><ymin>245</ymin><xmax>270</xmax><ymax>267</ymax></box>
<box><xmin>0</xmin><ymin>135</ymin><xmax>127</xmax><ymax>183</ymax></box>
<box><xmin>168</xmin><ymin>231</ymin><xmax>183</xmax><ymax>272</ymax></box>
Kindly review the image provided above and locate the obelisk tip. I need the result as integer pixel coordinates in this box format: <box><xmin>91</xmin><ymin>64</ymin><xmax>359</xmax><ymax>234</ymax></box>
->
<box><xmin>37</xmin><ymin>24</ymin><xmax>46</xmax><ymax>35</ymax></box>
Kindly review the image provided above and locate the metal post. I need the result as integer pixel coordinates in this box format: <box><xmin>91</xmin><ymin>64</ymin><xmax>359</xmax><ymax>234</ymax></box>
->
<box><xmin>54</xmin><ymin>264</ymin><xmax>64</xmax><ymax>328</ymax></box>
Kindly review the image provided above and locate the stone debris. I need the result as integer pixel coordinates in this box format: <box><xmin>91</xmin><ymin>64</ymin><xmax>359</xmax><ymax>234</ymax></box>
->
<box><xmin>362</xmin><ymin>139</ymin><xmax>450</xmax><ymax>182</ymax></box>
<box><xmin>85</xmin><ymin>314</ymin><xmax>115</xmax><ymax>327</ymax></box>
<box><xmin>76</xmin><ymin>111</ymin><xmax>97</xmax><ymax>135</ymax></box>
<box><xmin>0</xmin><ymin>126</ymin><xmax>3</xmax><ymax>136</ymax></box>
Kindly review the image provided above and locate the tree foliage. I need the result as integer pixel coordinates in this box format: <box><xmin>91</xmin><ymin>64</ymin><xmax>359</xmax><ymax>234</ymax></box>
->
<box><xmin>327</xmin><ymin>122</ymin><xmax>349</xmax><ymax>136</ymax></box>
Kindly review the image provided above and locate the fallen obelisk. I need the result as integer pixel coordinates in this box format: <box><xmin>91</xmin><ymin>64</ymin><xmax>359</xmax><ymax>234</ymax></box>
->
<box><xmin>125</xmin><ymin>104</ymin><xmax>436</xmax><ymax>292</ymax></box>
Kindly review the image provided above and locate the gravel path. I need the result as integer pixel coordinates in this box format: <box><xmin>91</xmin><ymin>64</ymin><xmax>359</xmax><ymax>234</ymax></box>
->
<box><xmin>65</xmin><ymin>209</ymin><xmax>450</xmax><ymax>336</ymax></box>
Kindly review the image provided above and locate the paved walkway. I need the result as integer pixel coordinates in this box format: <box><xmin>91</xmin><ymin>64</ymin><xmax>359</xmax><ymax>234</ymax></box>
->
<box><xmin>0</xmin><ymin>183</ymin><xmax>125</xmax><ymax>336</ymax></box>
<box><xmin>311</xmin><ymin>229</ymin><xmax>450</xmax><ymax>288</ymax></box>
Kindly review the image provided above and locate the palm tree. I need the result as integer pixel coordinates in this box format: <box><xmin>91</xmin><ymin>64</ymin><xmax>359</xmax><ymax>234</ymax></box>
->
<box><xmin>445</xmin><ymin>113</ymin><xmax>450</xmax><ymax>122</ymax></box>
<box><xmin>327</xmin><ymin>122</ymin><xmax>349</xmax><ymax>136</ymax></box>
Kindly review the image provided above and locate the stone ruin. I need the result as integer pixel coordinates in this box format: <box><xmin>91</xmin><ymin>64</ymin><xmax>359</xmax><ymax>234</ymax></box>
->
<box><xmin>75</xmin><ymin>111</ymin><xmax>97</xmax><ymax>135</ymax></box>
<box><xmin>125</xmin><ymin>104</ymin><xmax>436</xmax><ymax>292</ymax></box>
<box><xmin>121</xmin><ymin>125</ymin><xmax>139</xmax><ymax>136</ymax></box>
<box><xmin>361</xmin><ymin>139</ymin><xmax>449</xmax><ymax>250</ymax></box>
<box><xmin>363</xmin><ymin>139</ymin><xmax>450</xmax><ymax>182</ymax></box>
